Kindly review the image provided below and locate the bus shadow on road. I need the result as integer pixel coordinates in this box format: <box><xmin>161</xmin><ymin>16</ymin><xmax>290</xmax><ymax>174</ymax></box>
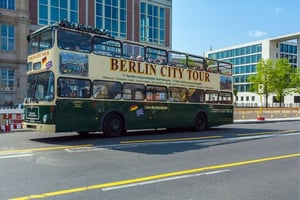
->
<box><xmin>29</xmin><ymin>127</ymin><xmax>294</xmax><ymax>155</ymax></box>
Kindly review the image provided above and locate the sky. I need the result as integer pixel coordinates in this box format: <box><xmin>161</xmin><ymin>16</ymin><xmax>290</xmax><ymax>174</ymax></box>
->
<box><xmin>172</xmin><ymin>0</ymin><xmax>300</xmax><ymax>56</ymax></box>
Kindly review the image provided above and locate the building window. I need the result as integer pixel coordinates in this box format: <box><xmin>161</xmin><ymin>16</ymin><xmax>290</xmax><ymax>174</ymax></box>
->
<box><xmin>0</xmin><ymin>24</ymin><xmax>15</xmax><ymax>51</ymax></box>
<box><xmin>0</xmin><ymin>0</ymin><xmax>15</xmax><ymax>10</ymax></box>
<box><xmin>38</xmin><ymin>0</ymin><xmax>78</xmax><ymax>25</ymax></box>
<box><xmin>95</xmin><ymin>0</ymin><xmax>127</xmax><ymax>38</ymax></box>
<box><xmin>140</xmin><ymin>2</ymin><xmax>165</xmax><ymax>45</ymax></box>
<box><xmin>0</xmin><ymin>68</ymin><xmax>15</xmax><ymax>91</ymax></box>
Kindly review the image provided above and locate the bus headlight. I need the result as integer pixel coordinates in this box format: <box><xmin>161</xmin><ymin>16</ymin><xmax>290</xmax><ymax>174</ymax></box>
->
<box><xmin>43</xmin><ymin>114</ymin><xmax>48</xmax><ymax>123</ymax></box>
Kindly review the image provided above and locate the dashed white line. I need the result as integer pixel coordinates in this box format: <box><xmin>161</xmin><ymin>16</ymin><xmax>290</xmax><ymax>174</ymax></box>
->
<box><xmin>0</xmin><ymin>153</ymin><xmax>33</xmax><ymax>159</ymax></box>
<box><xmin>102</xmin><ymin>169</ymin><xmax>231</xmax><ymax>191</ymax></box>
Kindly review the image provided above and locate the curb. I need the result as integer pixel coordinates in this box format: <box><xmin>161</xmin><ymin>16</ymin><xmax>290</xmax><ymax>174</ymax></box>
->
<box><xmin>234</xmin><ymin>118</ymin><xmax>300</xmax><ymax>124</ymax></box>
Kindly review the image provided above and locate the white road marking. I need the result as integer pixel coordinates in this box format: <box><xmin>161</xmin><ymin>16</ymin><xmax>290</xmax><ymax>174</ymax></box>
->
<box><xmin>0</xmin><ymin>153</ymin><xmax>33</xmax><ymax>159</ymax></box>
<box><xmin>101</xmin><ymin>169</ymin><xmax>231</xmax><ymax>191</ymax></box>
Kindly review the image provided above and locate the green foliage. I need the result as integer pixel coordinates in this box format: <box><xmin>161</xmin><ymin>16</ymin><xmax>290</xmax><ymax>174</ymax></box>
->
<box><xmin>248</xmin><ymin>59</ymin><xmax>274</xmax><ymax>94</ymax></box>
<box><xmin>247</xmin><ymin>58</ymin><xmax>298</xmax><ymax>107</ymax></box>
<box><xmin>271</xmin><ymin>59</ymin><xmax>292</xmax><ymax>102</ymax></box>
<box><xmin>289</xmin><ymin>66</ymin><xmax>300</xmax><ymax>93</ymax></box>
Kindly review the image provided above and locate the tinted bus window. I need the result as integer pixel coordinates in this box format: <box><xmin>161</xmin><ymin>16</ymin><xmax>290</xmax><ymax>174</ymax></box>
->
<box><xmin>93</xmin><ymin>36</ymin><xmax>121</xmax><ymax>57</ymax></box>
<box><xmin>58</xmin><ymin>78</ymin><xmax>91</xmax><ymax>98</ymax></box>
<box><xmin>29</xmin><ymin>28</ymin><xmax>53</xmax><ymax>54</ymax></box>
<box><xmin>123</xmin><ymin>83</ymin><xmax>145</xmax><ymax>100</ymax></box>
<box><xmin>27</xmin><ymin>62</ymin><xmax>32</xmax><ymax>71</ymax></box>
<box><xmin>123</xmin><ymin>42</ymin><xmax>145</xmax><ymax>61</ymax></box>
<box><xmin>188</xmin><ymin>88</ymin><xmax>204</xmax><ymax>103</ymax></box>
<box><xmin>205</xmin><ymin>90</ymin><xmax>218</xmax><ymax>103</ymax></box>
<box><xmin>207</xmin><ymin>59</ymin><xmax>218</xmax><ymax>73</ymax></box>
<box><xmin>93</xmin><ymin>80</ymin><xmax>121</xmax><ymax>99</ymax></box>
<box><xmin>219</xmin><ymin>61</ymin><xmax>232</xmax><ymax>75</ymax></box>
<box><xmin>168</xmin><ymin>87</ymin><xmax>188</xmax><ymax>102</ymax></box>
<box><xmin>146</xmin><ymin>85</ymin><xmax>167</xmax><ymax>101</ymax></box>
<box><xmin>219</xmin><ymin>92</ymin><xmax>232</xmax><ymax>104</ymax></box>
<box><xmin>187</xmin><ymin>55</ymin><xmax>206</xmax><ymax>71</ymax></box>
<box><xmin>168</xmin><ymin>51</ymin><xmax>187</xmax><ymax>67</ymax></box>
<box><xmin>145</xmin><ymin>47</ymin><xmax>167</xmax><ymax>64</ymax></box>
<box><xmin>57</xmin><ymin>29</ymin><xmax>92</xmax><ymax>53</ymax></box>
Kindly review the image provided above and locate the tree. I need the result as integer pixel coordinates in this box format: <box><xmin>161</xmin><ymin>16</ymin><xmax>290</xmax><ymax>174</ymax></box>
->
<box><xmin>289</xmin><ymin>66</ymin><xmax>300</xmax><ymax>93</ymax></box>
<box><xmin>248</xmin><ymin>59</ymin><xmax>274</xmax><ymax>108</ymax></box>
<box><xmin>270</xmin><ymin>59</ymin><xmax>292</xmax><ymax>107</ymax></box>
<box><xmin>248</xmin><ymin>58</ymin><xmax>298</xmax><ymax>108</ymax></box>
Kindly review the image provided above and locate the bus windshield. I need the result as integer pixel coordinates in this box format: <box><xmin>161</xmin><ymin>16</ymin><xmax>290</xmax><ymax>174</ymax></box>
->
<box><xmin>29</xmin><ymin>28</ymin><xmax>54</xmax><ymax>55</ymax></box>
<box><xmin>26</xmin><ymin>71</ymin><xmax>54</xmax><ymax>102</ymax></box>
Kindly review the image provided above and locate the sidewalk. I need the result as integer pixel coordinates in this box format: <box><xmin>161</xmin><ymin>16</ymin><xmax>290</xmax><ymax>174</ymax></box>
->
<box><xmin>234</xmin><ymin>117</ymin><xmax>300</xmax><ymax>124</ymax></box>
<box><xmin>1</xmin><ymin>117</ymin><xmax>299</xmax><ymax>134</ymax></box>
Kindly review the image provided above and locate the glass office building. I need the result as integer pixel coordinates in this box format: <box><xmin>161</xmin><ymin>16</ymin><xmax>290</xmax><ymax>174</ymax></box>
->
<box><xmin>30</xmin><ymin>0</ymin><xmax>172</xmax><ymax>48</ymax></box>
<box><xmin>205</xmin><ymin>33</ymin><xmax>300</xmax><ymax>107</ymax></box>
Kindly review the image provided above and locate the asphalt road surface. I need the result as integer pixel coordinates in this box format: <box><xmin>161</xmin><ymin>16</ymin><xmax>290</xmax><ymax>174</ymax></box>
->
<box><xmin>1</xmin><ymin>120</ymin><xmax>299</xmax><ymax>200</ymax></box>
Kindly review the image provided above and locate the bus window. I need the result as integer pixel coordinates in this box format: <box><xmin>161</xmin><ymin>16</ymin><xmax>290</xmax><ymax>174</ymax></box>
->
<box><xmin>26</xmin><ymin>71</ymin><xmax>54</xmax><ymax>102</ymax></box>
<box><xmin>27</xmin><ymin>62</ymin><xmax>32</xmax><ymax>71</ymax></box>
<box><xmin>168</xmin><ymin>87</ymin><xmax>188</xmax><ymax>102</ymax></box>
<box><xmin>57</xmin><ymin>29</ymin><xmax>92</xmax><ymax>53</ymax></box>
<box><xmin>33</xmin><ymin>62</ymin><xmax>41</xmax><ymax>70</ymax></box>
<box><xmin>123</xmin><ymin>83</ymin><xmax>145</xmax><ymax>100</ymax></box>
<box><xmin>93</xmin><ymin>81</ymin><xmax>108</xmax><ymax>99</ymax></box>
<box><xmin>188</xmin><ymin>88</ymin><xmax>204</xmax><ymax>103</ymax></box>
<box><xmin>145</xmin><ymin>47</ymin><xmax>167</xmax><ymax>64</ymax></box>
<box><xmin>168</xmin><ymin>51</ymin><xmax>187</xmax><ymax>67</ymax></box>
<box><xmin>28</xmin><ymin>28</ymin><xmax>53</xmax><ymax>54</ymax></box>
<box><xmin>205</xmin><ymin>90</ymin><xmax>219</xmax><ymax>103</ymax></box>
<box><xmin>93</xmin><ymin>36</ymin><xmax>121</xmax><ymax>57</ymax></box>
<box><xmin>218</xmin><ymin>61</ymin><xmax>232</xmax><ymax>75</ymax></box>
<box><xmin>123</xmin><ymin>42</ymin><xmax>145</xmax><ymax>61</ymax></box>
<box><xmin>58</xmin><ymin>78</ymin><xmax>91</xmax><ymax>98</ymax></box>
<box><xmin>146</xmin><ymin>85</ymin><xmax>167</xmax><ymax>101</ymax></box>
<box><xmin>93</xmin><ymin>80</ymin><xmax>121</xmax><ymax>99</ymax></box>
<box><xmin>187</xmin><ymin>55</ymin><xmax>206</xmax><ymax>71</ymax></box>
<box><xmin>39</xmin><ymin>30</ymin><xmax>53</xmax><ymax>51</ymax></box>
<box><xmin>207</xmin><ymin>59</ymin><xmax>218</xmax><ymax>73</ymax></box>
<box><xmin>219</xmin><ymin>92</ymin><xmax>232</xmax><ymax>104</ymax></box>
<box><xmin>78</xmin><ymin>79</ymin><xmax>91</xmax><ymax>98</ymax></box>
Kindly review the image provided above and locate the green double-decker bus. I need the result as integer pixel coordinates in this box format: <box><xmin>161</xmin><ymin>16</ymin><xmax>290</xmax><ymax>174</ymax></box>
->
<box><xmin>23</xmin><ymin>20</ymin><xmax>233</xmax><ymax>137</ymax></box>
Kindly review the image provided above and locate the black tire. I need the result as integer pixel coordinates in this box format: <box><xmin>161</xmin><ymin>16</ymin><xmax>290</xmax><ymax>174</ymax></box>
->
<box><xmin>195</xmin><ymin>112</ymin><xmax>207</xmax><ymax>131</ymax></box>
<box><xmin>103</xmin><ymin>113</ymin><xmax>124</xmax><ymax>137</ymax></box>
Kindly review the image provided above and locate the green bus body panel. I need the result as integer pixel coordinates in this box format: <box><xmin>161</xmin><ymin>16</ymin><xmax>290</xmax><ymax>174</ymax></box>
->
<box><xmin>23</xmin><ymin>100</ymin><xmax>233</xmax><ymax>133</ymax></box>
<box><xmin>24</xmin><ymin>105</ymin><xmax>54</xmax><ymax>124</ymax></box>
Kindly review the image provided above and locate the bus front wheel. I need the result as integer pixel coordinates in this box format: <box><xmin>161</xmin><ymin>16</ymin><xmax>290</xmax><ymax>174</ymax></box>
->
<box><xmin>103</xmin><ymin>113</ymin><xmax>124</xmax><ymax>137</ymax></box>
<box><xmin>195</xmin><ymin>112</ymin><xmax>207</xmax><ymax>131</ymax></box>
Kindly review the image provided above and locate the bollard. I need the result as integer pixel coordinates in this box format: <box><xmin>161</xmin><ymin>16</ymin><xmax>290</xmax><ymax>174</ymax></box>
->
<box><xmin>5</xmin><ymin>113</ymin><xmax>10</xmax><ymax>132</ymax></box>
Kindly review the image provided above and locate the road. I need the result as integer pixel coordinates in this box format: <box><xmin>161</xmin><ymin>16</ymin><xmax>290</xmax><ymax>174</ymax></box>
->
<box><xmin>0</xmin><ymin>120</ymin><xmax>299</xmax><ymax>200</ymax></box>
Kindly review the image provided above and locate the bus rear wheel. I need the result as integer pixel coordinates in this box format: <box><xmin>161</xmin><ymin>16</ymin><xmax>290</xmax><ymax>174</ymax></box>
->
<box><xmin>103</xmin><ymin>113</ymin><xmax>124</xmax><ymax>137</ymax></box>
<box><xmin>195</xmin><ymin>112</ymin><xmax>207</xmax><ymax>131</ymax></box>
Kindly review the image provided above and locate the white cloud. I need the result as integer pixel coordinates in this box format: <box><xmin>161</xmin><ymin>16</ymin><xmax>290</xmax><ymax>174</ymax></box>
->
<box><xmin>248</xmin><ymin>30</ymin><xmax>268</xmax><ymax>37</ymax></box>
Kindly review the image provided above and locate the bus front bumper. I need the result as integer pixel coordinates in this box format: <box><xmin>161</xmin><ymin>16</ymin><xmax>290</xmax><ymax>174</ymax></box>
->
<box><xmin>22</xmin><ymin>122</ymin><xmax>55</xmax><ymax>132</ymax></box>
